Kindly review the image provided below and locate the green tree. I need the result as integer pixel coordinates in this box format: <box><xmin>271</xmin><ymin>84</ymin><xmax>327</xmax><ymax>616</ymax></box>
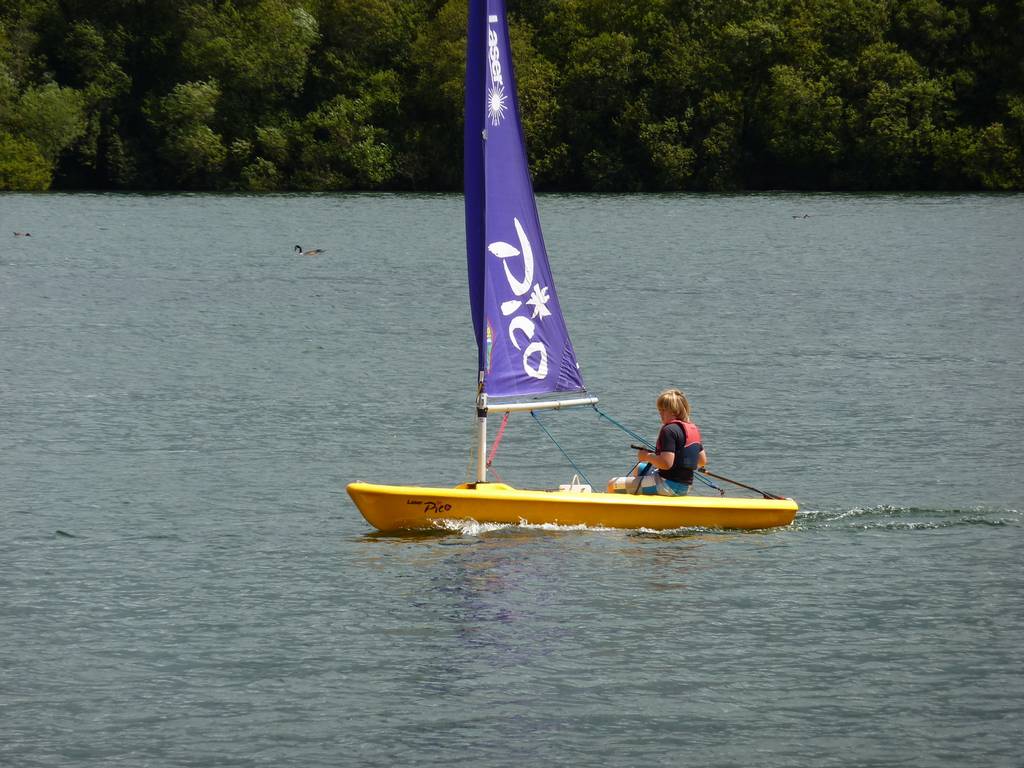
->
<box><xmin>0</xmin><ymin>129</ymin><xmax>50</xmax><ymax>189</ymax></box>
<box><xmin>403</xmin><ymin>0</ymin><xmax>465</xmax><ymax>188</ymax></box>
<box><xmin>694</xmin><ymin>90</ymin><xmax>744</xmax><ymax>190</ymax></box>
<box><xmin>760</xmin><ymin>64</ymin><xmax>843</xmax><ymax>186</ymax></box>
<box><xmin>936</xmin><ymin>121</ymin><xmax>1024</xmax><ymax>190</ymax></box>
<box><xmin>312</xmin><ymin>0</ymin><xmax>421</xmax><ymax>99</ymax></box>
<box><xmin>54</xmin><ymin>21</ymin><xmax>132</xmax><ymax>185</ymax></box>
<box><xmin>180</xmin><ymin>0</ymin><xmax>319</xmax><ymax>124</ymax></box>
<box><xmin>3</xmin><ymin>81</ymin><xmax>87</xmax><ymax>163</ymax></box>
<box><xmin>846</xmin><ymin>42</ymin><xmax>954</xmax><ymax>187</ymax></box>
<box><xmin>638</xmin><ymin>116</ymin><xmax>696</xmax><ymax>189</ymax></box>
<box><xmin>562</xmin><ymin>31</ymin><xmax>646</xmax><ymax>189</ymax></box>
<box><xmin>0</xmin><ymin>73</ymin><xmax>86</xmax><ymax>188</ymax></box>
<box><xmin>292</xmin><ymin>84</ymin><xmax>396</xmax><ymax>189</ymax></box>
<box><xmin>506</xmin><ymin>16</ymin><xmax>566</xmax><ymax>186</ymax></box>
<box><xmin>145</xmin><ymin>79</ymin><xmax>227</xmax><ymax>187</ymax></box>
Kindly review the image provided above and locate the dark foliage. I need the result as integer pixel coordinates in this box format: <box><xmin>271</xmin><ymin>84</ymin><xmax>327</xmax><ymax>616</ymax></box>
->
<box><xmin>1</xmin><ymin>0</ymin><xmax>1021</xmax><ymax>191</ymax></box>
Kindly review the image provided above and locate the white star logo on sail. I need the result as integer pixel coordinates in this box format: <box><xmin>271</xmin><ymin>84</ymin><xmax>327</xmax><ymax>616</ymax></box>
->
<box><xmin>487</xmin><ymin>85</ymin><xmax>507</xmax><ymax>126</ymax></box>
<box><xmin>526</xmin><ymin>284</ymin><xmax>552</xmax><ymax>319</ymax></box>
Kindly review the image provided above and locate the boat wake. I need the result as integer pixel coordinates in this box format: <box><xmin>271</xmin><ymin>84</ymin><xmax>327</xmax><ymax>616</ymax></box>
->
<box><xmin>434</xmin><ymin>518</ymin><xmax>616</xmax><ymax>536</ymax></box>
<box><xmin>426</xmin><ymin>506</ymin><xmax>1021</xmax><ymax>537</ymax></box>
<box><xmin>794</xmin><ymin>505</ymin><xmax>1020</xmax><ymax>531</ymax></box>
<box><xmin>431</xmin><ymin>518</ymin><xmax>747</xmax><ymax>537</ymax></box>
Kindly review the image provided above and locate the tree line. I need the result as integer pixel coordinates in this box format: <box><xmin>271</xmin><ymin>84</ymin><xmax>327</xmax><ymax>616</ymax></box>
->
<box><xmin>1</xmin><ymin>0</ymin><xmax>1022</xmax><ymax>192</ymax></box>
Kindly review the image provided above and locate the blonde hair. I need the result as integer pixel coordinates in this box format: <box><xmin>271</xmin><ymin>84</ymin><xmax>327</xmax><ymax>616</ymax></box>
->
<box><xmin>657</xmin><ymin>388</ymin><xmax>691</xmax><ymax>421</ymax></box>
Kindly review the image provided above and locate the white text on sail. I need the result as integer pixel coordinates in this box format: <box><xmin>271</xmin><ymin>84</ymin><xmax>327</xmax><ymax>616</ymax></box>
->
<box><xmin>486</xmin><ymin>17</ymin><xmax>507</xmax><ymax>126</ymax></box>
<box><xmin>489</xmin><ymin>218</ymin><xmax>550</xmax><ymax>380</ymax></box>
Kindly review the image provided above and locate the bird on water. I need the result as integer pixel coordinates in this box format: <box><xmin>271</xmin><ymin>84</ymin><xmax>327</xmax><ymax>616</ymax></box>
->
<box><xmin>295</xmin><ymin>244</ymin><xmax>325</xmax><ymax>256</ymax></box>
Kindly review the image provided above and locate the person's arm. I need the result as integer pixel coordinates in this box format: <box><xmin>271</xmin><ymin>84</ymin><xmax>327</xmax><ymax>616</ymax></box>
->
<box><xmin>637</xmin><ymin>449</ymin><xmax>674</xmax><ymax>471</ymax></box>
<box><xmin>697</xmin><ymin>449</ymin><xmax>707</xmax><ymax>469</ymax></box>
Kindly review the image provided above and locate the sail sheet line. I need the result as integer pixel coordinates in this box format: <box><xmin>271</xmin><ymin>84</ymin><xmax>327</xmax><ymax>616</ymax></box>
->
<box><xmin>530</xmin><ymin>411</ymin><xmax>593</xmax><ymax>487</ymax></box>
<box><xmin>592</xmin><ymin>405</ymin><xmax>654</xmax><ymax>449</ymax></box>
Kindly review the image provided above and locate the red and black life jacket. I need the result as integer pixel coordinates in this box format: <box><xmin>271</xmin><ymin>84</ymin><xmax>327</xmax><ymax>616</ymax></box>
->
<box><xmin>656</xmin><ymin>419</ymin><xmax>703</xmax><ymax>469</ymax></box>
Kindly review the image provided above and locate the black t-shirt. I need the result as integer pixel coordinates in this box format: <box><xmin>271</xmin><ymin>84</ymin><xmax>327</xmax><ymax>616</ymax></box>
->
<box><xmin>656</xmin><ymin>422</ymin><xmax>697</xmax><ymax>485</ymax></box>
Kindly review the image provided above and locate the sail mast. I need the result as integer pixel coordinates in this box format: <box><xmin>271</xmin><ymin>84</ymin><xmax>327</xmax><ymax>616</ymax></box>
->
<box><xmin>465</xmin><ymin>0</ymin><xmax>487</xmax><ymax>482</ymax></box>
<box><xmin>475</xmin><ymin>388</ymin><xmax>488</xmax><ymax>484</ymax></box>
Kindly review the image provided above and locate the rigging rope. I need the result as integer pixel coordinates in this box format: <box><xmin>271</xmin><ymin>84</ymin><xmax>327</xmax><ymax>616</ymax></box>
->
<box><xmin>695</xmin><ymin>471</ymin><xmax>725</xmax><ymax>495</ymax></box>
<box><xmin>486</xmin><ymin>412</ymin><xmax>509</xmax><ymax>468</ymax></box>
<box><xmin>530</xmin><ymin>411</ymin><xmax>593</xmax><ymax>487</ymax></box>
<box><xmin>593</xmin><ymin>405</ymin><xmax>653</xmax><ymax>449</ymax></box>
<box><xmin>466</xmin><ymin>411</ymin><xmax>510</xmax><ymax>484</ymax></box>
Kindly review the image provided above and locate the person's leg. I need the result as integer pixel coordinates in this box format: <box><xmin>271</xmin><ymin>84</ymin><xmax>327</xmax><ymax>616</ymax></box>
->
<box><xmin>608</xmin><ymin>472</ymin><xmax>658</xmax><ymax>494</ymax></box>
<box><xmin>655</xmin><ymin>476</ymin><xmax>690</xmax><ymax>496</ymax></box>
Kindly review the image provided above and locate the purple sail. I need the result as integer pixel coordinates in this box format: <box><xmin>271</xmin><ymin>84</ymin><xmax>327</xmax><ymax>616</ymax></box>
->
<box><xmin>464</xmin><ymin>0</ymin><xmax>585</xmax><ymax>400</ymax></box>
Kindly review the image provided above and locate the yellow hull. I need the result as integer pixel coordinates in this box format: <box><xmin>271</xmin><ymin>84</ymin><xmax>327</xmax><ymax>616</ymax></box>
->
<box><xmin>347</xmin><ymin>481</ymin><xmax>798</xmax><ymax>532</ymax></box>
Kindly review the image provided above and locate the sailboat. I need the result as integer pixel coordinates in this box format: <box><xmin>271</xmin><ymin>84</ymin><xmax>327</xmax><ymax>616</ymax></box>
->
<box><xmin>347</xmin><ymin>0</ymin><xmax>798</xmax><ymax>532</ymax></box>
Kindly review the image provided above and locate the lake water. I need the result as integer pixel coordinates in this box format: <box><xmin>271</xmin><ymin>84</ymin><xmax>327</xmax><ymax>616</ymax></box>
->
<box><xmin>2</xmin><ymin>192</ymin><xmax>1022</xmax><ymax>767</ymax></box>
